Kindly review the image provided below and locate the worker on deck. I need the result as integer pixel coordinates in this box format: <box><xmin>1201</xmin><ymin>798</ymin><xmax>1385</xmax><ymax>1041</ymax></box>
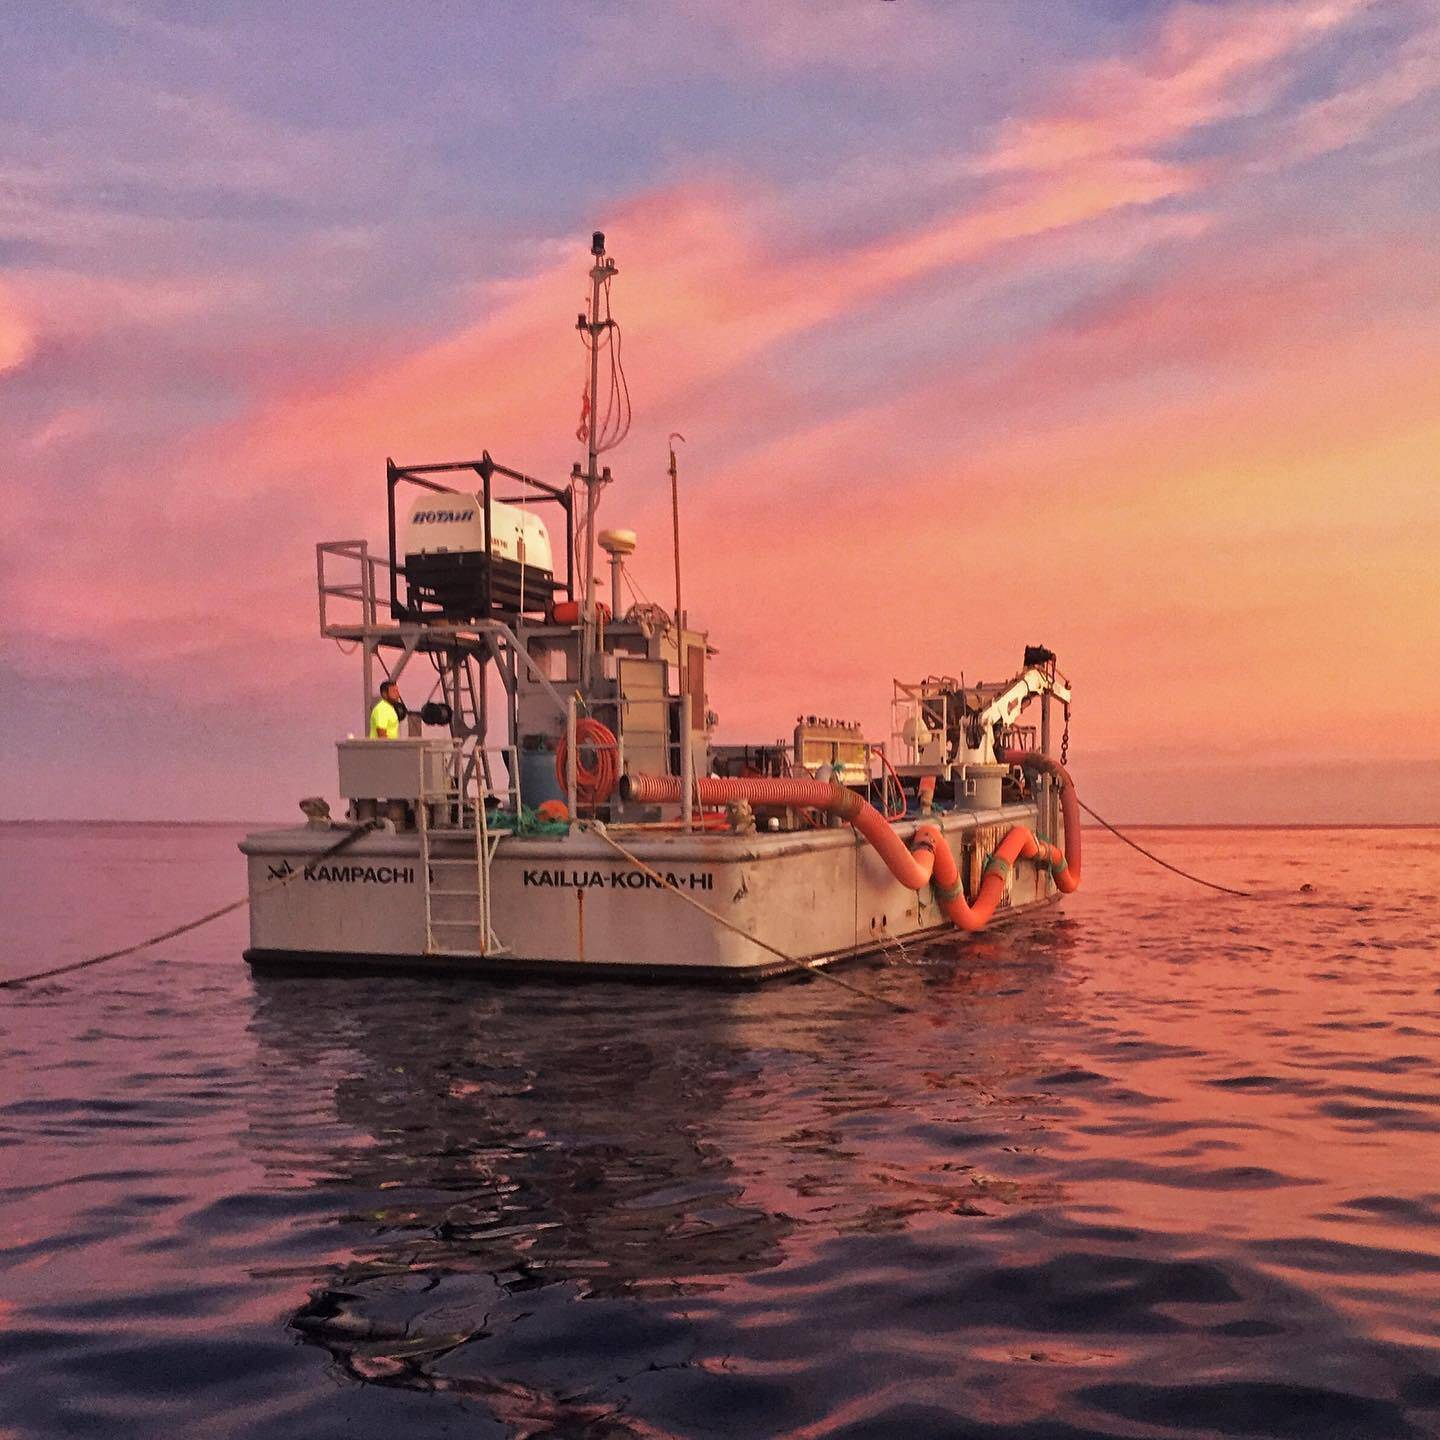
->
<box><xmin>368</xmin><ymin>680</ymin><xmax>405</xmax><ymax>739</ymax></box>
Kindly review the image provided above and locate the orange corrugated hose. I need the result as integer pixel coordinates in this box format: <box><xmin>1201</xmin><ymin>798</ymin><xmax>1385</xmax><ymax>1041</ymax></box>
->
<box><xmin>1002</xmin><ymin>748</ymin><xmax>1081</xmax><ymax>893</ymax></box>
<box><xmin>622</xmin><ymin>760</ymin><xmax>1082</xmax><ymax>933</ymax></box>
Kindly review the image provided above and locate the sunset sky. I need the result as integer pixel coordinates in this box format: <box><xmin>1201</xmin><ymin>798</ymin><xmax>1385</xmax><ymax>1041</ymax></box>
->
<box><xmin>4</xmin><ymin>0</ymin><xmax>1438</xmax><ymax>823</ymax></box>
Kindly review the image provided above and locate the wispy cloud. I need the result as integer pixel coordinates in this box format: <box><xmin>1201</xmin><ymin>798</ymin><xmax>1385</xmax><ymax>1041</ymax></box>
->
<box><xmin>982</xmin><ymin>0</ymin><xmax>1370</xmax><ymax>174</ymax></box>
<box><xmin>1258</xmin><ymin>5</ymin><xmax>1440</xmax><ymax>165</ymax></box>
<box><xmin>77</xmin><ymin>0</ymin><xmax>229</xmax><ymax>54</ymax></box>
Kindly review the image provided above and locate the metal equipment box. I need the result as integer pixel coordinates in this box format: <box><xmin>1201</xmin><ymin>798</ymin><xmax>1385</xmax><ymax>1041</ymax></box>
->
<box><xmin>336</xmin><ymin>739</ymin><xmax>453</xmax><ymax>800</ymax></box>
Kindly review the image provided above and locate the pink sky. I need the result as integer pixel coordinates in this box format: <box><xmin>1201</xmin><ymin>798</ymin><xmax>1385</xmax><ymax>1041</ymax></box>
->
<box><xmin>4</xmin><ymin>0</ymin><xmax>1438</xmax><ymax>821</ymax></box>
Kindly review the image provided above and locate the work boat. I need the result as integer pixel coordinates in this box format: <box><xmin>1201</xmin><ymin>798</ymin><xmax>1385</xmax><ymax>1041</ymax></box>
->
<box><xmin>240</xmin><ymin>233</ymin><xmax>1082</xmax><ymax>982</ymax></box>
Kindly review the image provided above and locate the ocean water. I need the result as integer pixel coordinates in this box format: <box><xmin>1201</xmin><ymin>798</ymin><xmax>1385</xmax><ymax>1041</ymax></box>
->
<box><xmin>1</xmin><ymin>821</ymin><xmax>1438</xmax><ymax>1439</ymax></box>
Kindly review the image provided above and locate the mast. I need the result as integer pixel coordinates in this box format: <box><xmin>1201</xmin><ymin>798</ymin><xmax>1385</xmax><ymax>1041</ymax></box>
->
<box><xmin>669</xmin><ymin>433</ymin><xmax>685</xmax><ymax>643</ymax></box>
<box><xmin>577</xmin><ymin>230</ymin><xmax>618</xmax><ymax>685</ymax></box>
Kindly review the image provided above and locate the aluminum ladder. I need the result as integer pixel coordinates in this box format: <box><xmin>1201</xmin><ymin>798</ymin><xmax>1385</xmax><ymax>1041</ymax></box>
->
<box><xmin>417</xmin><ymin>748</ymin><xmax>505</xmax><ymax>956</ymax></box>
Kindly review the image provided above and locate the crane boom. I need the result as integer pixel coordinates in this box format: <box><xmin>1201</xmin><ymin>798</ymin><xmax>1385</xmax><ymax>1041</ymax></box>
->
<box><xmin>959</xmin><ymin>663</ymin><xmax>1070</xmax><ymax>765</ymax></box>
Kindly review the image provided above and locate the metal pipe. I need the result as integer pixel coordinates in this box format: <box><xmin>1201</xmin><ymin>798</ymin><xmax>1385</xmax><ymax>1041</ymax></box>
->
<box><xmin>1040</xmin><ymin>692</ymin><xmax>1053</xmax><ymax>842</ymax></box>
<box><xmin>616</xmin><ymin>718</ymin><xmax>626</xmax><ymax>812</ymax></box>
<box><xmin>476</xmin><ymin>654</ymin><xmax>491</xmax><ymax>788</ymax></box>
<box><xmin>565</xmin><ymin>695</ymin><xmax>578</xmax><ymax>821</ymax></box>
<box><xmin>362</xmin><ymin>639</ymin><xmax>374</xmax><ymax>736</ymax></box>
<box><xmin>586</xmin><ymin>263</ymin><xmax>603</xmax><ymax>576</ymax></box>
<box><xmin>477</xmin><ymin>772</ymin><xmax>491</xmax><ymax>952</ymax></box>
<box><xmin>680</xmin><ymin>692</ymin><xmax>693</xmax><ymax>834</ymax></box>
<box><xmin>386</xmin><ymin>459</ymin><xmax>401</xmax><ymax>619</ymax></box>
<box><xmin>481</xmin><ymin>463</ymin><xmax>493</xmax><ymax>619</ymax></box>
<box><xmin>668</xmin><ymin>434</ymin><xmax>685</xmax><ymax>650</ymax></box>
<box><xmin>565</xmin><ymin>499</ymin><xmax>575</xmax><ymax>602</ymax></box>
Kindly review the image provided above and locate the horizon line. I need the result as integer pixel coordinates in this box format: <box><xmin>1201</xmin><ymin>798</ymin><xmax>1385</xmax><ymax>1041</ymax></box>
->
<box><xmin>1</xmin><ymin>818</ymin><xmax>1437</xmax><ymax>833</ymax></box>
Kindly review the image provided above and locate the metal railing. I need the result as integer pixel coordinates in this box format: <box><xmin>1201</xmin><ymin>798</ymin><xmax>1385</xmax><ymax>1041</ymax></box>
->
<box><xmin>317</xmin><ymin>539</ymin><xmax>393</xmax><ymax>634</ymax></box>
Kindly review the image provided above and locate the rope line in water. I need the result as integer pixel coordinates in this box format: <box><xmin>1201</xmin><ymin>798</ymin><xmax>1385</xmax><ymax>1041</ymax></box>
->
<box><xmin>2</xmin><ymin>793</ymin><xmax>1254</xmax><ymax>995</ymax></box>
<box><xmin>584</xmin><ymin>822</ymin><xmax>911</xmax><ymax>1013</ymax></box>
<box><xmin>0</xmin><ymin>822</ymin><xmax>380</xmax><ymax>993</ymax></box>
<box><xmin>1075</xmin><ymin>798</ymin><xmax>1254</xmax><ymax>897</ymax></box>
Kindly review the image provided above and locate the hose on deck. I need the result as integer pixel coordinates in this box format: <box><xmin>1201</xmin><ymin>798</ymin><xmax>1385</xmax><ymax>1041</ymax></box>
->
<box><xmin>621</xmin><ymin>759</ymin><xmax>1083</xmax><ymax>934</ymax></box>
<box><xmin>555</xmin><ymin>718</ymin><xmax>619</xmax><ymax>804</ymax></box>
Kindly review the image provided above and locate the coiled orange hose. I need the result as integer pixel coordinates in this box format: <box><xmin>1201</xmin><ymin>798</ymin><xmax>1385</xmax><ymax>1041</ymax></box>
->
<box><xmin>555</xmin><ymin>718</ymin><xmax>619</xmax><ymax>804</ymax></box>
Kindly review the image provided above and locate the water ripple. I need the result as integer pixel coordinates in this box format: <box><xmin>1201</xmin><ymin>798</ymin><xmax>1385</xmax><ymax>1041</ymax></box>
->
<box><xmin>2</xmin><ymin>824</ymin><xmax>1440</xmax><ymax>1438</ymax></box>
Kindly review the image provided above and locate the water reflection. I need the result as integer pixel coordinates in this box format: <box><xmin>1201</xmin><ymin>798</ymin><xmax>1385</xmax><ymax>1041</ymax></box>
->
<box><xmin>243</xmin><ymin>938</ymin><xmax>1070</xmax><ymax>1409</ymax></box>
<box><xmin>245</xmin><ymin>980</ymin><xmax>794</xmax><ymax>1403</ymax></box>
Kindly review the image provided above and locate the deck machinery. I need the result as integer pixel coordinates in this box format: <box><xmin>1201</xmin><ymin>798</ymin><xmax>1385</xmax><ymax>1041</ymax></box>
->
<box><xmin>240</xmin><ymin>234</ymin><xmax>1079</xmax><ymax>981</ymax></box>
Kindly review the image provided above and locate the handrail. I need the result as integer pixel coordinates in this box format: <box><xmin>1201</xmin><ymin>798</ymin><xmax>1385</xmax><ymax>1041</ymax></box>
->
<box><xmin>317</xmin><ymin>539</ymin><xmax>401</xmax><ymax>633</ymax></box>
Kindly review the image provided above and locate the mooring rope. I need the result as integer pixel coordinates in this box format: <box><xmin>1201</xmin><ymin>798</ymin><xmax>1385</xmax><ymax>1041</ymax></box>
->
<box><xmin>1075</xmin><ymin>798</ymin><xmax>1254</xmax><ymax>898</ymax></box>
<box><xmin>2</xmin><ymin>794</ymin><xmax>1252</xmax><ymax>996</ymax></box>
<box><xmin>0</xmin><ymin>821</ymin><xmax>380</xmax><ymax>993</ymax></box>
<box><xmin>583</xmin><ymin>821</ymin><xmax>911</xmax><ymax>1013</ymax></box>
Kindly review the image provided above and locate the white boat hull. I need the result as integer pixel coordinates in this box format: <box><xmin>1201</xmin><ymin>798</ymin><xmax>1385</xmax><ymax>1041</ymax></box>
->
<box><xmin>240</xmin><ymin>801</ymin><xmax>1062</xmax><ymax>981</ymax></box>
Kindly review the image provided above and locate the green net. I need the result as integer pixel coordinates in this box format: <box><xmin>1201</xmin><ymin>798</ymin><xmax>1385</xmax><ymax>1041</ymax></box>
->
<box><xmin>487</xmin><ymin>805</ymin><xmax>570</xmax><ymax>836</ymax></box>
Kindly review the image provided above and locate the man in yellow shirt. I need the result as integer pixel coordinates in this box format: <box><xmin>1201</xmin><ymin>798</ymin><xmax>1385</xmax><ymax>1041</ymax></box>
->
<box><xmin>368</xmin><ymin>680</ymin><xmax>404</xmax><ymax>739</ymax></box>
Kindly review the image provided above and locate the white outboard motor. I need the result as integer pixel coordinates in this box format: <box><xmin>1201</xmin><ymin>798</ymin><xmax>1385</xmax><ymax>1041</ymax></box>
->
<box><xmin>402</xmin><ymin>491</ymin><xmax>555</xmax><ymax>618</ymax></box>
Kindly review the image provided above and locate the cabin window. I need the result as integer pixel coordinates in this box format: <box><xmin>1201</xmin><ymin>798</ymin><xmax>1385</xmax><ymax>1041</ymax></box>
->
<box><xmin>529</xmin><ymin>642</ymin><xmax>573</xmax><ymax>682</ymax></box>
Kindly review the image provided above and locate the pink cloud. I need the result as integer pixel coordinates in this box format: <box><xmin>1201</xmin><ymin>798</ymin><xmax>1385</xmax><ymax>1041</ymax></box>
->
<box><xmin>983</xmin><ymin>0</ymin><xmax>1368</xmax><ymax>174</ymax></box>
<box><xmin>7</xmin><ymin>174</ymin><xmax>1435</xmax><ymax>741</ymax></box>
<box><xmin>0</xmin><ymin>180</ymin><xmax>1134</xmax><ymax>724</ymax></box>
<box><xmin>1259</xmin><ymin>10</ymin><xmax>1440</xmax><ymax>165</ymax></box>
<box><xmin>659</xmin><ymin>232</ymin><xmax>1440</xmax><ymax>763</ymax></box>
<box><xmin>2</xmin><ymin>266</ymin><xmax>267</xmax><ymax>347</ymax></box>
<box><xmin>0</xmin><ymin>282</ymin><xmax>35</xmax><ymax>372</ymax></box>
<box><xmin>855</xmin><ymin>159</ymin><xmax>1199</xmax><ymax>294</ymax></box>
